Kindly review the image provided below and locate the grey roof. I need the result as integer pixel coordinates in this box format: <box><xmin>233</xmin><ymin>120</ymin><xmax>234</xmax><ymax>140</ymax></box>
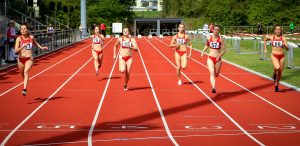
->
<box><xmin>133</xmin><ymin>18</ymin><xmax>182</xmax><ymax>23</ymax></box>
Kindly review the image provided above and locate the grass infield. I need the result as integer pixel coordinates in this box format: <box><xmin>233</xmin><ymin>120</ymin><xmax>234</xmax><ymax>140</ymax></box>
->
<box><xmin>192</xmin><ymin>38</ymin><xmax>300</xmax><ymax>88</ymax></box>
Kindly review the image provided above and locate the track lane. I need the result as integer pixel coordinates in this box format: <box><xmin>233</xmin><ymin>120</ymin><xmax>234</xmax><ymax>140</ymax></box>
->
<box><xmin>153</xmin><ymin>36</ymin><xmax>300</xmax><ymax>145</ymax></box>
<box><xmin>139</xmin><ymin>37</ymin><xmax>262</xmax><ymax>145</ymax></box>
<box><xmin>89</xmin><ymin>38</ymin><xmax>176</xmax><ymax>146</ymax></box>
<box><xmin>0</xmin><ymin>39</ymin><xmax>92</xmax><ymax>96</ymax></box>
<box><xmin>162</xmin><ymin>36</ymin><xmax>300</xmax><ymax>118</ymax></box>
<box><xmin>0</xmin><ymin>38</ymin><xmax>115</xmax><ymax>145</ymax></box>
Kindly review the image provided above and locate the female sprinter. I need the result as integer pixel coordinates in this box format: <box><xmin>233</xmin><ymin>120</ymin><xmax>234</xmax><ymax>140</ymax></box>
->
<box><xmin>113</xmin><ymin>28</ymin><xmax>138</xmax><ymax>90</ymax></box>
<box><xmin>91</xmin><ymin>26</ymin><xmax>105</xmax><ymax>75</ymax></box>
<box><xmin>264</xmin><ymin>25</ymin><xmax>289</xmax><ymax>92</ymax></box>
<box><xmin>201</xmin><ymin>25</ymin><xmax>226</xmax><ymax>93</ymax></box>
<box><xmin>169</xmin><ymin>24</ymin><xmax>192</xmax><ymax>85</ymax></box>
<box><xmin>14</xmin><ymin>24</ymin><xmax>48</xmax><ymax>96</ymax></box>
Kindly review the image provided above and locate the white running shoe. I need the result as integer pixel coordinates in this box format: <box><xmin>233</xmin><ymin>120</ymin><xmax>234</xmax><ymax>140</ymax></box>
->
<box><xmin>177</xmin><ymin>80</ymin><xmax>182</xmax><ymax>86</ymax></box>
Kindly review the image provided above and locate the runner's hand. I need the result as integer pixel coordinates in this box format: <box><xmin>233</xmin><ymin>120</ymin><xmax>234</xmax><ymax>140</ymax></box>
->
<box><xmin>41</xmin><ymin>46</ymin><xmax>48</xmax><ymax>50</ymax></box>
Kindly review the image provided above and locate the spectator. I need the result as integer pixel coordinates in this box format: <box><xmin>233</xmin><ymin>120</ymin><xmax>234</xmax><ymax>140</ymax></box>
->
<box><xmin>290</xmin><ymin>21</ymin><xmax>295</xmax><ymax>33</ymax></box>
<box><xmin>47</xmin><ymin>23</ymin><xmax>54</xmax><ymax>43</ymax></box>
<box><xmin>100</xmin><ymin>23</ymin><xmax>106</xmax><ymax>36</ymax></box>
<box><xmin>203</xmin><ymin>23</ymin><xmax>209</xmax><ymax>33</ymax></box>
<box><xmin>47</xmin><ymin>23</ymin><xmax>54</xmax><ymax>34</ymax></box>
<box><xmin>257</xmin><ymin>22</ymin><xmax>263</xmax><ymax>35</ymax></box>
<box><xmin>6</xmin><ymin>21</ymin><xmax>18</xmax><ymax>62</ymax></box>
<box><xmin>0</xmin><ymin>32</ymin><xmax>5</xmax><ymax>64</ymax></box>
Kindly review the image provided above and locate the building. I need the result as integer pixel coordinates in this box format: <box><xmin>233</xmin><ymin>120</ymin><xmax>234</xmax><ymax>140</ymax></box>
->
<box><xmin>131</xmin><ymin>0</ymin><xmax>163</xmax><ymax>11</ymax></box>
<box><xmin>133</xmin><ymin>18</ymin><xmax>182</xmax><ymax>36</ymax></box>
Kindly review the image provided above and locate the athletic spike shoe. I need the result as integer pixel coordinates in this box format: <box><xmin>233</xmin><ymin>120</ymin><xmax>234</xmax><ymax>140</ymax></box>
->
<box><xmin>22</xmin><ymin>89</ymin><xmax>27</xmax><ymax>96</ymax></box>
<box><xmin>275</xmin><ymin>85</ymin><xmax>279</xmax><ymax>92</ymax></box>
<box><xmin>212</xmin><ymin>88</ymin><xmax>216</xmax><ymax>93</ymax></box>
<box><xmin>124</xmin><ymin>84</ymin><xmax>128</xmax><ymax>91</ymax></box>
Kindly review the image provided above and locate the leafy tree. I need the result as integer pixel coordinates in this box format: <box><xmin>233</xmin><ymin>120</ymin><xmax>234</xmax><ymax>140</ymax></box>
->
<box><xmin>162</xmin><ymin>0</ymin><xmax>300</xmax><ymax>27</ymax></box>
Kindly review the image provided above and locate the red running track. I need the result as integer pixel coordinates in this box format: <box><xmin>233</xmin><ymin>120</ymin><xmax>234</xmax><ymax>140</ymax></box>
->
<box><xmin>0</xmin><ymin>37</ymin><xmax>299</xmax><ymax>146</ymax></box>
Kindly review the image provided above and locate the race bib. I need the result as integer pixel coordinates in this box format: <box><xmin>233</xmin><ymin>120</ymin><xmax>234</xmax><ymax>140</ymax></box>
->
<box><xmin>273</xmin><ymin>41</ymin><xmax>283</xmax><ymax>47</ymax></box>
<box><xmin>93</xmin><ymin>38</ymin><xmax>100</xmax><ymax>43</ymax></box>
<box><xmin>122</xmin><ymin>41</ymin><xmax>132</xmax><ymax>48</ymax></box>
<box><xmin>177</xmin><ymin>38</ymin><xmax>185</xmax><ymax>45</ymax></box>
<box><xmin>25</xmin><ymin>43</ymin><xmax>33</xmax><ymax>50</ymax></box>
<box><xmin>210</xmin><ymin>42</ymin><xmax>220</xmax><ymax>49</ymax></box>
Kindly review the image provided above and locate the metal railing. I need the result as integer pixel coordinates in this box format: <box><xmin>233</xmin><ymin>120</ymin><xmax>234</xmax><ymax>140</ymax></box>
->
<box><xmin>223</xmin><ymin>26</ymin><xmax>300</xmax><ymax>35</ymax></box>
<box><xmin>1</xmin><ymin>30</ymin><xmax>82</xmax><ymax>68</ymax></box>
<box><xmin>6</xmin><ymin>7</ymin><xmax>47</xmax><ymax>30</ymax></box>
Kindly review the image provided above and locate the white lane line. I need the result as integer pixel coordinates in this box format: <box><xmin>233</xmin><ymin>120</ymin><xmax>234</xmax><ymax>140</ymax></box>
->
<box><xmin>192</xmin><ymin>59</ymin><xmax>300</xmax><ymax>121</ymax></box>
<box><xmin>145</xmin><ymin>38</ymin><xmax>265</xmax><ymax>146</ymax></box>
<box><xmin>23</xmin><ymin>131</ymin><xmax>300</xmax><ymax>146</ymax></box>
<box><xmin>87</xmin><ymin>48</ymin><xmax>119</xmax><ymax>145</ymax></box>
<box><xmin>137</xmin><ymin>40</ymin><xmax>179</xmax><ymax>146</ymax></box>
<box><xmin>156</xmin><ymin>38</ymin><xmax>300</xmax><ymax>121</ymax></box>
<box><xmin>1</xmin><ymin>58</ymin><xmax>93</xmax><ymax>146</ymax></box>
<box><xmin>0</xmin><ymin>43</ymin><xmax>92</xmax><ymax>97</ymax></box>
<box><xmin>0</xmin><ymin>129</ymin><xmax>299</xmax><ymax>132</ymax></box>
<box><xmin>0</xmin><ymin>38</ymin><xmax>114</xmax><ymax>146</ymax></box>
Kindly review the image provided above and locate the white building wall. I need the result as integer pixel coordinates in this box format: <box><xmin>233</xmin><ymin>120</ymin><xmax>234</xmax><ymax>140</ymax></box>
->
<box><xmin>133</xmin><ymin>0</ymin><xmax>163</xmax><ymax>11</ymax></box>
<box><xmin>136</xmin><ymin>0</ymin><xmax>142</xmax><ymax>7</ymax></box>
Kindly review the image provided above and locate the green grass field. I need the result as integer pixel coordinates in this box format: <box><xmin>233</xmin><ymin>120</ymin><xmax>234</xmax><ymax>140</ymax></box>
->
<box><xmin>192</xmin><ymin>38</ymin><xmax>300</xmax><ymax>88</ymax></box>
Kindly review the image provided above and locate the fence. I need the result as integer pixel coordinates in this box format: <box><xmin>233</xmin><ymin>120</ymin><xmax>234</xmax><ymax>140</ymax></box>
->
<box><xmin>1</xmin><ymin>30</ymin><xmax>82</xmax><ymax>68</ymax></box>
<box><xmin>222</xmin><ymin>26</ymin><xmax>300</xmax><ymax>35</ymax></box>
<box><xmin>259</xmin><ymin>41</ymin><xmax>300</xmax><ymax>69</ymax></box>
<box><xmin>191</xmin><ymin>32</ymin><xmax>300</xmax><ymax>70</ymax></box>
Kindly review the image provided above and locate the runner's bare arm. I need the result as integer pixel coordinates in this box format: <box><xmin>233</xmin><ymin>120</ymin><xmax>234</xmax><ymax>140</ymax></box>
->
<box><xmin>131</xmin><ymin>39</ymin><xmax>139</xmax><ymax>51</ymax></box>
<box><xmin>201</xmin><ymin>37</ymin><xmax>210</xmax><ymax>57</ymax></box>
<box><xmin>113</xmin><ymin>38</ymin><xmax>120</xmax><ymax>58</ymax></box>
<box><xmin>170</xmin><ymin>36</ymin><xmax>178</xmax><ymax>48</ymax></box>
<box><xmin>14</xmin><ymin>37</ymin><xmax>23</xmax><ymax>53</ymax></box>
<box><xmin>186</xmin><ymin>35</ymin><xmax>192</xmax><ymax>59</ymax></box>
<box><xmin>100</xmin><ymin>34</ymin><xmax>105</xmax><ymax>41</ymax></box>
<box><xmin>282</xmin><ymin>37</ymin><xmax>289</xmax><ymax>51</ymax></box>
<box><xmin>263</xmin><ymin>35</ymin><xmax>271</xmax><ymax>53</ymax></box>
<box><xmin>219</xmin><ymin>37</ymin><xmax>226</xmax><ymax>57</ymax></box>
<box><xmin>32</xmin><ymin>35</ymin><xmax>48</xmax><ymax>50</ymax></box>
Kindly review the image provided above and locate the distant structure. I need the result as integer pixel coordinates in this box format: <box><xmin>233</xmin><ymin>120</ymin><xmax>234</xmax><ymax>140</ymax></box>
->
<box><xmin>131</xmin><ymin>0</ymin><xmax>163</xmax><ymax>11</ymax></box>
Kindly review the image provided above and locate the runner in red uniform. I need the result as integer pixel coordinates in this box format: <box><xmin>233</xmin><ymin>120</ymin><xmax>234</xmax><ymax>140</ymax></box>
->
<box><xmin>201</xmin><ymin>25</ymin><xmax>226</xmax><ymax>93</ymax></box>
<box><xmin>113</xmin><ymin>28</ymin><xmax>138</xmax><ymax>90</ymax></box>
<box><xmin>264</xmin><ymin>25</ymin><xmax>289</xmax><ymax>92</ymax></box>
<box><xmin>91</xmin><ymin>26</ymin><xmax>105</xmax><ymax>75</ymax></box>
<box><xmin>169</xmin><ymin>24</ymin><xmax>192</xmax><ymax>85</ymax></box>
<box><xmin>14</xmin><ymin>24</ymin><xmax>48</xmax><ymax>96</ymax></box>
